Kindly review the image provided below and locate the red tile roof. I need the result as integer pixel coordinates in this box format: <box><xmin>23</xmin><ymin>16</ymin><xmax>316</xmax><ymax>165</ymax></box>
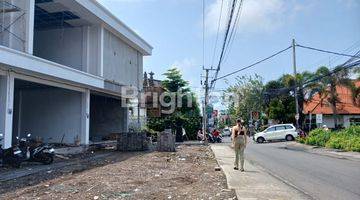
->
<box><xmin>303</xmin><ymin>81</ymin><xmax>360</xmax><ymax>115</ymax></box>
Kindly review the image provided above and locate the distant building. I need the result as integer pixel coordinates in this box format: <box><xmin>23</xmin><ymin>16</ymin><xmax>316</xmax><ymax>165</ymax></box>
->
<box><xmin>303</xmin><ymin>81</ymin><xmax>360</xmax><ymax>129</ymax></box>
<box><xmin>143</xmin><ymin>72</ymin><xmax>166</xmax><ymax>118</ymax></box>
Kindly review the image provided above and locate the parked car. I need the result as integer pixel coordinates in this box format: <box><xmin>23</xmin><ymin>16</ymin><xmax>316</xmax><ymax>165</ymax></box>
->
<box><xmin>253</xmin><ymin>124</ymin><xmax>298</xmax><ymax>143</ymax></box>
<box><xmin>222</xmin><ymin>128</ymin><xmax>231</xmax><ymax>137</ymax></box>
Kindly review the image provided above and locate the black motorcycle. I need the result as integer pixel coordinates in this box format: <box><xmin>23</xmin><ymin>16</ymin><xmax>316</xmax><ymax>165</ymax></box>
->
<box><xmin>207</xmin><ymin>133</ymin><xmax>215</xmax><ymax>143</ymax></box>
<box><xmin>214</xmin><ymin>134</ymin><xmax>223</xmax><ymax>143</ymax></box>
<box><xmin>206</xmin><ymin>133</ymin><xmax>222</xmax><ymax>143</ymax></box>
<box><xmin>16</xmin><ymin>134</ymin><xmax>55</xmax><ymax>165</ymax></box>
<box><xmin>0</xmin><ymin>134</ymin><xmax>22</xmax><ymax>168</ymax></box>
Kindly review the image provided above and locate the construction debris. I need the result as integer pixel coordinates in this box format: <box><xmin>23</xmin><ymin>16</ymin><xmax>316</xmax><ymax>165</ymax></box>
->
<box><xmin>0</xmin><ymin>145</ymin><xmax>236</xmax><ymax>199</ymax></box>
<box><xmin>117</xmin><ymin>132</ymin><xmax>149</xmax><ymax>151</ymax></box>
<box><xmin>157</xmin><ymin>129</ymin><xmax>176</xmax><ymax>152</ymax></box>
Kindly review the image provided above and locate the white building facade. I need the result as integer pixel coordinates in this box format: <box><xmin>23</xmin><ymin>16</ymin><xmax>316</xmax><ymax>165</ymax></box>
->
<box><xmin>0</xmin><ymin>0</ymin><xmax>152</xmax><ymax>148</ymax></box>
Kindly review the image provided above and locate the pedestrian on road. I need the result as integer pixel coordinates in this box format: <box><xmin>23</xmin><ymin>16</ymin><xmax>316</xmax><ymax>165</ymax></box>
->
<box><xmin>232</xmin><ymin>119</ymin><xmax>248</xmax><ymax>171</ymax></box>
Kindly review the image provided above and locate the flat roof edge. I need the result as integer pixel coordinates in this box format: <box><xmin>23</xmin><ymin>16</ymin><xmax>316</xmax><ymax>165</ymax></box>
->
<box><xmin>77</xmin><ymin>0</ymin><xmax>153</xmax><ymax>55</ymax></box>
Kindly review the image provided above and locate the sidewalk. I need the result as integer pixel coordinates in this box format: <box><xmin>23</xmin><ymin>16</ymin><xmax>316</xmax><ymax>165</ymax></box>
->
<box><xmin>211</xmin><ymin>144</ymin><xmax>310</xmax><ymax>200</ymax></box>
<box><xmin>285</xmin><ymin>142</ymin><xmax>360</xmax><ymax>162</ymax></box>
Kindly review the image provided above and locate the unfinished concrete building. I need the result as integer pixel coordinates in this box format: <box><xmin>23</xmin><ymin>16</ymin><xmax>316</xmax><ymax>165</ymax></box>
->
<box><xmin>0</xmin><ymin>0</ymin><xmax>152</xmax><ymax>148</ymax></box>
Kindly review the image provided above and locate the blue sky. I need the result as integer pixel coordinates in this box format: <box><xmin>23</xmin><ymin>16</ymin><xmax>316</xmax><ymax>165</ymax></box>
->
<box><xmin>97</xmin><ymin>0</ymin><xmax>359</xmax><ymax>105</ymax></box>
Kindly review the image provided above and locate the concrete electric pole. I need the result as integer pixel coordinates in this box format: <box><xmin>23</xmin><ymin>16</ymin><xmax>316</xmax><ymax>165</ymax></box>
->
<box><xmin>203</xmin><ymin>69</ymin><xmax>209</xmax><ymax>139</ymax></box>
<box><xmin>202</xmin><ymin>67</ymin><xmax>216</xmax><ymax>142</ymax></box>
<box><xmin>292</xmin><ymin>39</ymin><xmax>300</xmax><ymax>128</ymax></box>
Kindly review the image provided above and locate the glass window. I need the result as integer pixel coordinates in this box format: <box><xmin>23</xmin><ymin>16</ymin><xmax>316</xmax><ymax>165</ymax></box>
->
<box><xmin>285</xmin><ymin>125</ymin><xmax>294</xmax><ymax>129</ymax></box>
<box><xmin>275</xmin><ymin>126</ymin><xmax>286</xmax><ymax>131</ymax></box>
<box><xmin>266</xmin><ymin>127</ymin><xmax>276</xmax><ymax>132</ymax></box>
<box><xmin>350</xmin><ymin>118</ymin><xmax>360</xmax><ymax>126</ymax></box>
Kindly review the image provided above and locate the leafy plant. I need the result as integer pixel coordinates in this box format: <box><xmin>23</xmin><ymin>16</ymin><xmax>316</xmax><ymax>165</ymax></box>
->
<box><xmin>305</xmin><ymin>128</ymin><xmax>331</xmax><ymax>146</ymax></box>
<box><xmin>325</xmin><ymin>126</ymin><xmax>360</xmax><ymax>151</ymax></box>
<box><xmin>301</xmin><ymin>126</ymin><xmax>360</xmax><ymax>152</ymax></box>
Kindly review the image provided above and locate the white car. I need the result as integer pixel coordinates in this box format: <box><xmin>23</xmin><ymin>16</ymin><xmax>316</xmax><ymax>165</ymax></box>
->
<box><xmin>222</xmin><ymin>128</ymin><xmax>231</xmax><ymax>137</ymax></box>
<box><xmin>254</xmin><ymin>124</ymin><xmax>298</xmax><ymax>143</ymax></box>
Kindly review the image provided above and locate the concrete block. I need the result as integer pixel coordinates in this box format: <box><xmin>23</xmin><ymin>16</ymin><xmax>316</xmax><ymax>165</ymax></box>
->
<box><xmin>117</xmin><ymin>132</ymin><xmax>148</xmax><ymax>151</ymax></box>
<box><xmin>157</xmin><ymin>129</ymin><xmax>175</xmax><ymax>152</ymax></box>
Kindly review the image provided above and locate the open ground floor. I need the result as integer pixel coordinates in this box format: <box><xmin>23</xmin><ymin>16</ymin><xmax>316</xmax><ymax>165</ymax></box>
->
<box><xmin>0</xmin><ymin>66</ymin><xmax>130</xmax><ymax>149</ymax></box>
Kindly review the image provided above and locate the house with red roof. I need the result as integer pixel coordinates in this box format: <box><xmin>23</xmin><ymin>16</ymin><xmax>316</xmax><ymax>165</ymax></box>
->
<box><xmin>303</xmin><ymin>81</ymin><xmax>360</xmax><ymax>129</ymax></box>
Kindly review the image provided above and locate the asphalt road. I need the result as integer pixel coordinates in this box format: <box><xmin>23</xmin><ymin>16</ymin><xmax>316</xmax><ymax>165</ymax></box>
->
<box><xmin>222</xmin><ymin>136</ymin><xmax>360</xmax><ymax>200</ymax></box>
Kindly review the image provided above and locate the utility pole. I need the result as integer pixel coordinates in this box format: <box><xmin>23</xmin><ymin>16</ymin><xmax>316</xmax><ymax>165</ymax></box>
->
<box><xmin>202</xmin><ymin>67</ymin><xmax>216</xmax><ymax>142</ymax></box>
<box><xmin>292</xmin><ymin>39</ymin><xmax>300</xmax><ymax>128</ymax></box>
<box><xmin>203</xmin><ymin>69</ymin><xmax>209</xmax><ymax>140</ymax></box>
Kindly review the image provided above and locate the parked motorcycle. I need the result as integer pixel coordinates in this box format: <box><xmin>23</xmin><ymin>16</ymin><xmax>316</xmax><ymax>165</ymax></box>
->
<box><xmin>297</xmin><ymin>129</ymin><xmax>307</xmax><ymax>138</ymax></box>
<box><xmin>206</xmin><ymin>133</ymin><xmax>222</xmax><ymax>143</ymax></box>
<box><xmin>0</xmin><ymin>134</ymin><xmax>22</xmax><ymax>168</ymax></box>
<box><xmin>213</xmin><ymin>134</ymin><xmax>223</xmax><ymax>143</ymax></box>
<box><xmin>207</xmin><ymin>133</ymin><xmax>215</xmax><ymax>143</ymax></box>
<box><xmin>16</xmin><ymin>134</ymin><xmax>55</xmax><ymax>165</ymax></box>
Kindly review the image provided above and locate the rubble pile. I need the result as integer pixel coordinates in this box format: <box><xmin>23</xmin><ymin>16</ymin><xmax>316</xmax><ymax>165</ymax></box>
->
<box><xmin>1</xmin><ymin>145</ymin><xmax>236</xmax><ymax>200</ymax></box>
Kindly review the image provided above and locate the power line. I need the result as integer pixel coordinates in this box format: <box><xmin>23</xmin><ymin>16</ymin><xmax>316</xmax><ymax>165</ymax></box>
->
<box><xmin>214</xmin><ymin>0</ymin><xmax>237</xmax><ymax>71</ymax></box>
<box><xmin>210</xmin><ymin>0</ymin><xmax>238</xmax><ymax>92</ymax></box>
<box><xmin>296</xmin><ymin>44</ymin><xmax>360</xmax><ymax>59</ymax></box>
<box><xmin>210</xmin><ymin>0</ymin><xmax>224</xmax><ymax>68</ymax></box>
<box><xmin>212</xmin><ymin>46</ymin><xmax>292</xmax><ymax>82</ymax></box>
<box><xmin>264</xmin><ymin>54</ymin><xmax>360</xmax><ymax>95</ymax></box>
<box><xmin>222</xmin><ymin>0</ymin><xmax>244</xmax><ymax>64</ymax></box>
<box><xmin>307</xmin><ymin>40</ymin><xmax>360</xmax><ymax>69</ymax></box>
<box><xmin>212</xmin><ymin>43</ymin><xmax>360</xmax><ymax>84</ymax></box>
<box><xmin>328</xmin><ymin>40</ymin><xmax>360</xmax><ymax>66</ymax></box>
<box><xmin>211</xmin><ymin>0</ymin><xmax>244</xmax><ymax>92</ymax></box>
<box><xmin>303</xmin><ymin>60</ymin><xmax>360</xmax><ymax>87</ymax></box>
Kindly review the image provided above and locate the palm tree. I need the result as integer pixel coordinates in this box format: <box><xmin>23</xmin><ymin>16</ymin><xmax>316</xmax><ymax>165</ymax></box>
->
<box><xmin>308</xmin><ymin>66</ymin><xmax>356</xmax><ymax>128</ymax></box>
<box><xmin>280</xmin><ymin>71</ymin><xmax>315</xmax><ymax>128</ymax></box>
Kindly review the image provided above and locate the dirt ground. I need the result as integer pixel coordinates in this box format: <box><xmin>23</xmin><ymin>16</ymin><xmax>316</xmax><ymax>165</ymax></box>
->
<box><xmin>0</xmin><ymin>145</ymin><xmax>236</xmax><ymax>200</ymax></box>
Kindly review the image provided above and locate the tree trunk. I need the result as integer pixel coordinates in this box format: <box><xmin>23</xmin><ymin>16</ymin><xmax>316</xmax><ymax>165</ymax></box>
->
<box><xmin>331</xmin><ymin>102</ymin><xmax>338</xmax><ymax>128</ymax></box>
<box><xmin>298</xmin><ymin>87</ymin><xmax>305</xmax><ymax>129</ymax></box>
<box><xmin>330</xmin><ymin>84</ymin><xmax>338</xmax><ymax>129</ymax></box>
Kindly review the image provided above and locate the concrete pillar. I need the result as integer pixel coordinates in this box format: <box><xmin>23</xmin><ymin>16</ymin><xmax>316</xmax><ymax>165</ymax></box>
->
<box><xmin>25</xmin><ymin>0</ymin><xmax>35</xmax><ymax>54</ymax></box>
<box><xmin>6</xmin><ymin>0</ymin><xmax>34</xmax><ymax>53</ymax></box>
<box><xmin>82</xmin><ymin>26</ymin><xmax>90</xmax><ymax>73</ymax></box>
<box><xmin>0</xmin><ymin>73</ymin><xmax>15</xmax><ymax>148</ymax></box>
<box><xmin>98</xmin><ymin>26</ymin><xmax>104</xmax><ymax>77</ymax></box>
<box><xmin>80</xmin><ymin>89</ymin><xmax>90</xmax><ymax>145</ymax></box>
<box><xmin>123</xmin><ymin>106</ymin><xmax>129</xmax><ymax>132</ymax></box>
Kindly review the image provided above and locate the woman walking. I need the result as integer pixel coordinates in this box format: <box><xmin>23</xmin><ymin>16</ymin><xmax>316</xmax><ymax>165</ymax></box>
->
<box><xmin>232</xmin><ymin>119</ymin><xmax>247</xmax><ymax>171</ymax></box>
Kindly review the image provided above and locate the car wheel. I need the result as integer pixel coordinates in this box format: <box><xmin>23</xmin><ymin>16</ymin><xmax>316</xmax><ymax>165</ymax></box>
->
<box><xmin>286</xmin><ymin>135</ymin><xmax>294</xmax><ymax>141</ymax></box>
<box><xmin>257</xmin><ymin>137</ymin><xmax>265</xmax><ymax>143</ymax></box>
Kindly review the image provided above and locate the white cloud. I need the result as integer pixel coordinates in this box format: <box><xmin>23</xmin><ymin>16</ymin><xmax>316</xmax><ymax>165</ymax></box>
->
<box><xmin>205</xmin><ymin>0</ymin><xmax>300</xmax><ymax>35</ymax></box>
<box><xmin>170</xmin><ymin>58</ymin><xmax>202</xmax><ymax>87</ymax></box>
<box><xmin>170</xmin><ymin>58</ymin><xmax>204</xmax><ymax>100</ymax></box>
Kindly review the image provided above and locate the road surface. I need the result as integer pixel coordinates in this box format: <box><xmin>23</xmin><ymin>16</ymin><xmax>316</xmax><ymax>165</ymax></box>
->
<box><xmin>222</xmin><ymin>136</ymin><xmax>360</xmax><ymax>200</ymax></box>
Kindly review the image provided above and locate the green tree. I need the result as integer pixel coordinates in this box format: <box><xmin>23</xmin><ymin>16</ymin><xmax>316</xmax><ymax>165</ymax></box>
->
<box><xmin>309</xmin><ymin>66</ymin><xmax>357</xmax><ymax>128</ymax></box>
<box><xmin>263</xmin><ymin>78</ymin><xmax>297</xmax><ymax>124</ymax></box>
<box><xmin>225</xmin><ymin>74</ymin><xmax>264</xmax><ymax>124</ymax></box>
<box><xmin>147</xmin><ymin>68</ymin><xmax>201</xmax><ymax>140</ymax></box>
<box><xmin>162</xmin><ymin>68</ymin><xmax>189</xmax><ymax>92</ymax></box>
<box><xmin>279</xmin><ymin>71</ymin><xmax>315</xmax><ymax>127</ymax></box>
